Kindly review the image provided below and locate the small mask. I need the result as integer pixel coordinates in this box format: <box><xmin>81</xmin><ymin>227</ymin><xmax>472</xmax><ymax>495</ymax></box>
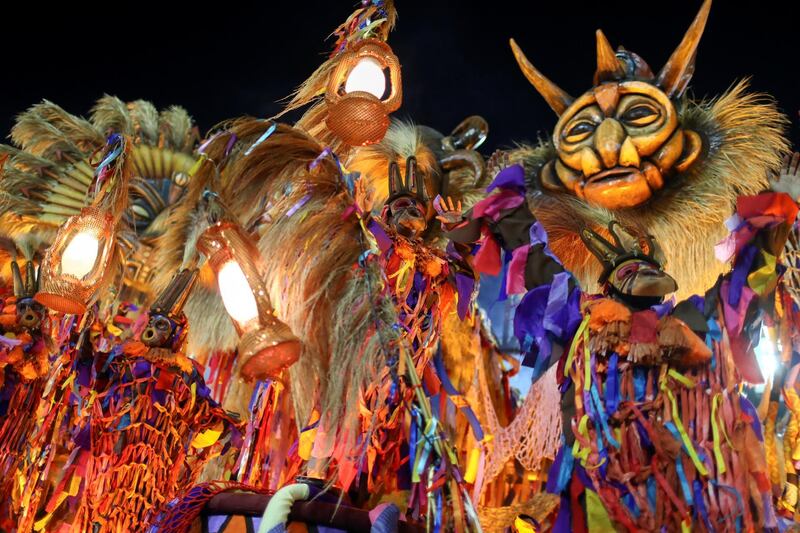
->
<box><xmin>325</xmin><ymin>39</ymin><xmax>402</xmax><ymax>146</ymax></box>
<box><xmin>141</xmin><ymin>269</ymin><xmax>197</xmax><ymax>351</ymax></box>
<box><xmin>607</xmin><ymin>258</ymin><xmax>677</xmax><ymax>298</ymax></box>
<box><xmin>11</xmin><ymin>261</ymin><xmax>46</xmax><ymax>330</ymax></box>
<box><xmin>581</xmin><ymin>222</ymin><xmax>677</xmax><ymax>299</ymax></box>
<box><xmin>141</xmin><ymin>314</ymin><xmax>179</xmax><ymax>349</ymax></box>
<box><xmin>384</xmin><ymin>156</ymin><xmax>428</xmax><ymax>239</ymax></box>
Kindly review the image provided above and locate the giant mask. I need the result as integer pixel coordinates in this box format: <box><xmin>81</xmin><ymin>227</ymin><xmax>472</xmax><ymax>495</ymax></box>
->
<box><xmin>511</xmin><ymin>0</ymin><xmax>711</xmax><ymax>209</ymax></box>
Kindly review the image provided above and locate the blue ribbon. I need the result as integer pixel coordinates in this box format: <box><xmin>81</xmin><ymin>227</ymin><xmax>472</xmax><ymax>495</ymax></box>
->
<box><xmin>647</xmin><ymin>477</ymin><xmax>657</xmax><ymax>515</ymax></box>
<box><xmin>244</xmin><ymin>122</ymin><xmax>277</xmax><ymax>156</ymax></box>
<box><xmin>590</xmin><ymin>383</ymin><xmax>620</xmax><ymax>449</ymax></box>
<box><xmin>546</xmin><ymin>445</ymin><xmax>574</xmax><ymax>494</ymax></box>
<box><xmin>605</xmin><ymin>353</ymin><xmax>620</xmax><ymax>415</ymax></box>
<box><xmin>692</xmin><ymin>479</ymin><xmax>713</xmax><ymax>531</ymax></box>
<box><xmin>675</xmin><ymin>457</ymin><xmax>693</xmax><ymax>505</ymax></box>
<box><xmin>432</xmin><ymin>349</ymin><xmax>484</xmax><ymax>441</ymax></box>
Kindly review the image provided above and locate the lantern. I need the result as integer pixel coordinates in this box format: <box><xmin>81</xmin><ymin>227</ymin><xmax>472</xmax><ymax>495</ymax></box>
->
<box><xmin>35</xmin><ymin>135</ymin><xmax>130</xmax><ymax>315</ymax></box>
<box><xmin>325</xmin><ymin>38</ymin><xmax>402</xmax><ymax>146</ymax></box>
<box><xmin>35</xmin><ymin>207</ymin><xmax>116</xmax><ymax>315</ymax></box>
<box><xmin>197</xmin><ymin>219</ymin><xmax>300</xmax><ymax>381</ymax></box>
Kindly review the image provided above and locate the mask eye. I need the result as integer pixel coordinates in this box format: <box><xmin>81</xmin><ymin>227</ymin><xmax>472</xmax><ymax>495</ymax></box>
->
<box><xmin>620</xmin><ymin>104</ymin><xmax>659</xmax><ymax>126</ymax></box>
<box><xmin>616</xmin><ymin>263</ymin><xmax>639</xmax><ymax>280</ymax></box>
<box><xmin>563</xmin><ymin>121</ymin><xmax>596</xmax><ymax>143</ymax></box>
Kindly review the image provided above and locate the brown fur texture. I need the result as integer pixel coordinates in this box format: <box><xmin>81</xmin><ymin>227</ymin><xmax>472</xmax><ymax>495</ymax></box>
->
<box><xmin>151</xmin><ymin>120</ymin><xmax>398</xmax><ymax>460</ymax></box>
<box><xmin>348</xmin><ymin>120</ymin><xmax>439</xmax><ymax>203</ymax></box>
<box><xmin>510</xmin><ymin>81</ymin><xmax>790</xmax><ymax>298</ymax></box>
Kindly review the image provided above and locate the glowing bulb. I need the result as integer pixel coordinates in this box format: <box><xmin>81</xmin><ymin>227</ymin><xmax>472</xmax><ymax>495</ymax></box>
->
<box><xmin>753</xmin><ymin>325</ymin><xmax>780</xmax><ymax>391</ymax></box>
<box><xmin>217</xmin><ymin>260</ymin><xmax>259</xmax><ymax>329</ymax></box>
<box><xmin>755</xmin><ymin>337</ymin><xmax>778</xmax><ymax>379</ymax></box>
<box><xmin>344</xmin><ymin>57</ymin><xmax>386</xmax><ymax>99</ymax></box>
<box><xmin>60</xmin><ymin>231</ymin><xmax>99</xmax><ymax>279</ymax></box>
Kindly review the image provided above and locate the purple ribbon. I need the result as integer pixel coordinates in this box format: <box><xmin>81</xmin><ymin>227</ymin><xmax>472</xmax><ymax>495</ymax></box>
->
<box><xmin>739</xmin><ymin>395</ymin><xmax>763</xmax><ymax>441</ymax></box>
<box><xmin>530</xmin><ymin>221</ymin><xmax>562</xmax><ymax>265</ymax></box>
<box><xmin>367</xmin><ymin>219</ymin><xmax>392</xmax><ymax>252</ymax></box>
<box><xmin>455</xmin><ymin>273</ymin><xmax>475</xmax><ymax>320</ymax></box>
<box><xmin>486</xmin><ymin>164</ymin><xmax>526</xmax><ymax>194</ymax></box>
<box><xmin>0</xmin><ymin>336</ymin><xmax>23</xmax><ymax>348</ymax></box>
<box><xmin>285</xmin><ymin>193</ymin><xmax>312</xmax><ymax>218</ymax></box>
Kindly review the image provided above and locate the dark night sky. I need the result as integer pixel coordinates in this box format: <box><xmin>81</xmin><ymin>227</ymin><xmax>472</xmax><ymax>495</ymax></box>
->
<box><xmin>2</xmin><ymin>1</ymin><xmax>798</xmax><ymax>152</ymax></box>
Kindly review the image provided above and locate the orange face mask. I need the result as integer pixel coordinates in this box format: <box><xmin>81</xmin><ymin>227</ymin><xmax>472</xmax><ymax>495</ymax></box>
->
<box><xmin>510</xmin><ymin>0</ymin><xmax>712</xmax><ymax>210</ymax></box>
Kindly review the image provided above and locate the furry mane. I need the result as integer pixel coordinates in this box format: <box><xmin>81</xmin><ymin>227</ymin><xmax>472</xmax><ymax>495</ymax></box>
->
<box><xmin>510</xmin><ymin>80</ymin><xmax>790</xmax><ymax>298</ymax></box>
<box><xmin>347</xmin><ymin>119</ymin><xmax>439</xmax><ymax>203</ymax></box>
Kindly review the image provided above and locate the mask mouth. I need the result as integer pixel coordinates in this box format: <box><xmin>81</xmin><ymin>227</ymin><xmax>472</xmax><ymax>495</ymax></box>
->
<box><xmin>395</xmin><ymin>213</ymin><xmax>426</xmax><ymax>236</ymax></box>
<box><xmin>587</xmin><ymin>166</ymin><xmax>638</xmax><ymax>184</ymax></box>
<box><xmin>583</xmin><ymin>168</ymin><xmax>652</xmax><ymax>209</ymax></box>
<box><xmin>16</xmin><ymin>299</ymin><xmax>44</xmax><ymax>329</ymax></box>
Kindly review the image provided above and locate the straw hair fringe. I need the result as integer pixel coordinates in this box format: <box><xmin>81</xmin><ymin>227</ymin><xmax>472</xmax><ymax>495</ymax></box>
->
<box><xmin>152</xmin><ymin>119</ymin><xmax>399</xmax><ymax>475</ymax></box>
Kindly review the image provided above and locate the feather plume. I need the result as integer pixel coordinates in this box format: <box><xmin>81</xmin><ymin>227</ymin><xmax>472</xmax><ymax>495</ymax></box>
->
<box><xmin>90</xmin><ymin>95</ymin><xmax>134</xmax><ymax>136</ymax></box>
<box><xmin>152</xmin><ymin>120</ymin><xmax>399</xmax><ymax>479</ymax></box>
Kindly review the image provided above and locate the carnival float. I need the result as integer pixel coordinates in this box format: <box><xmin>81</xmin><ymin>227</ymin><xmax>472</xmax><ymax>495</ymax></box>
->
<box><xmin>1</xmin><ymin>0</ymin><xmax>800</xmax><ymax>531</ymax></box>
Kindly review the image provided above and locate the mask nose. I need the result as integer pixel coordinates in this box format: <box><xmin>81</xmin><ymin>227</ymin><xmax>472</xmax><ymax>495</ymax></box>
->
<box><xmin>594</xmin><ymin>118</ymin><xmax>625</xmax><ymax>168</ymax></box>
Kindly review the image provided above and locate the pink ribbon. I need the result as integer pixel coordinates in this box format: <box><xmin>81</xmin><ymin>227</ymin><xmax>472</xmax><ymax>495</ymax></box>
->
<box><xmin>506</xmin><ymin>244</ymin><xmax>531</xmax><ymax>295</ymax></box>
<box><xmin>472</xmin><ymin>190</ymin><xmax>525</xmax><ymax>222</ymax></box>
<box><xmin>473</xmin><ymin>230</ymin><xmax>502</xmax><ymax>276</ymax></box>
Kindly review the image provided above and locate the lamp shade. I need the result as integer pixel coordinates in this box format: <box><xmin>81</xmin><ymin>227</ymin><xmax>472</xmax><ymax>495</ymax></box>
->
<box><xmin>325</xmin><ymin>39</ymin><xmax>402</xmax><ymax>146</ymax></box>
<box><xmin>35</xmin><ymin>206</ymin><xmax>116</xmax><ymax>315</ymax></box>
<box><xmin>197</xmin><ymin>221</ymin><xmax>301</xmax><ymax>381</ymax></box>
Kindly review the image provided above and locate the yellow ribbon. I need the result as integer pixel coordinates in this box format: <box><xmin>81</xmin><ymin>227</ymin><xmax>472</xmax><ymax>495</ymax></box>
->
<box><xmin>668</xmin><ymin>369</ymin><xmax>696</xmax><ymax>388</ymax></box>
<box><xmin>191</xmin><ymin>423</ymin><xmax>223</xmax><ymax>449</ymax></box>
<box><xmin>586</xmin><ymin>489</ymin><xmax>615</xmax><ymax>532</ymax></box>
<box><xmin>187</xmin><ymin>153</ymin><xmax>208</xmax><ymax>177</ymax></box>
<box><xmin>389</xmin><ymin>259</ymin><xmax>414</xmax><ymax>294</ymax></box>
<box><xmin>748</xmin><ymin>250</ymin><xmax>778</xmax><ymax>295</ymax></box>
<box><xmin>571</xmin><ymin>415</ymin><xmax>591</xmax><ymax>465</ymax></box>
<box><xmin>565</xmin><ymin>315</ymin><xmax>591</xmax><ymax>378</ymax></box>
<box><xmin>463</xmin><ymin>448</ymin><xmax>481</xmax><ymax>484</ymax></box>
<box><xmin>583</xmin><ymin>326</ymin><xmax>591</xmax><ymax>390</ymax></box>
<box><xmin>189</xmin><ymin>382</ymin><xmax>197</xmax><ymax>412</ymax></box>
<box><xmin>711</xmin><ymin>393</ymin><xmax>727</xmax><ymax>474</ymax></box>
<box><xmin>663</xmin><ymin>384</ymin><xmax>709</xmax><ymax>476</ymax></box>
<box><xmin>513</xmin><ymin>516</ymin><xmax>537</xmax><ymax>533</ymax></box>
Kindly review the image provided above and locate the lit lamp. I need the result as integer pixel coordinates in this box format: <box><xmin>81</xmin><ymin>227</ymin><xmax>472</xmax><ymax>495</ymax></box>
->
<box><xmin>35</xmin><ymin>135</ymin><xmax>130</xmax><ymax>315</ymax></box>
<box><xmin>35</xmin><ymin>207</ymin><xmax>115</xmax><ymax>315</ymax></box>
<box><xmin>325</xmin><ymin>38</ymin><xmax>402</xmax><ymax>146</ymax></box>
<box><xmin>196</xmin><ymin>217</ymin><xmax>300</xmax><ymax>382</ymax></box>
